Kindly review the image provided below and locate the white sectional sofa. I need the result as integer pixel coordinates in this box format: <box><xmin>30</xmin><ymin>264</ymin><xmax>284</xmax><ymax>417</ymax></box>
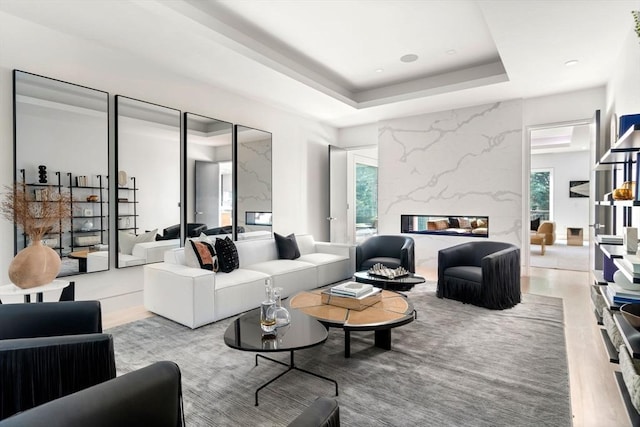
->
<box><xmin>143</xmin><ymin>234</ymin><xmax>354</xmax><ymax>328</ymax></box>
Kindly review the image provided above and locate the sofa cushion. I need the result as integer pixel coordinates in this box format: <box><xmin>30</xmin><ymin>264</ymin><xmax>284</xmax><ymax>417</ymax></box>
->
<box><xmin>274</xmin><ymin>233</ymin><xmax>301</xmax><ymax>260</ymax></box>
<box><xmin>297</xmin><ymin>252</ymin><xmax>348</xmax><ymax>266</ymax></box>
<box><xmin>444</xmin><ymin>266</ymin><xmax>482</xmax><ymax>283</ymax></box>
<box><xmin>215</xmin><ymin>237</ymin><xmax>239</xmax><ymax>273</ymax></box>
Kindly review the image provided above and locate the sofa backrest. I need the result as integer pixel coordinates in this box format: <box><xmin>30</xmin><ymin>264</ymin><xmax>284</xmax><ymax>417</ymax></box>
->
<box><xmin>295</xmin><ymin>234</ymin><xmax>316</xmax><ymax>255</ymax></box>
<box><xmin>235</xmin><ymin>238</ymin><xmax>278</xmax><ymax>267</ymax></box>
<box><xmin>164</xmin><ymin>234</ymin><xmax>318</xmax><ymax>268</ymax></box>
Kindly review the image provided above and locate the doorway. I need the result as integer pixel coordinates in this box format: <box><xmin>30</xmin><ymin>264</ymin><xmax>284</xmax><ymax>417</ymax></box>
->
<box><xmin>528</xmin><ymin>121</ymin><xmax>591</xmax><ymax>271</ymax></box>
<box><xmin>329</xmin><ymin>146</ymin><xmax>378</xmax><ymax>244</ymax></box>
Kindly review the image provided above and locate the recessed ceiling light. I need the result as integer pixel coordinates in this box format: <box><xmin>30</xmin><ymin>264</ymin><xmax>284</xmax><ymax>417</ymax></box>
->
<box><xmin>446</xmin><ymin>49</ymin><xmax>457</xmax><ymax>55</ymax></box>
<box><xmin>400</xmin><ymin>54</ymin><xmax>419</xmax><ymax>63</ymax></box>
<box><xmin>375</xmin><ymin>68</ymin><xmax>384</xmax><ymax>73</ymax></box>
<box><xmin>564</xmin><ymin>59</ymin><xmax>579</xmax><ymax>67</ymax></box>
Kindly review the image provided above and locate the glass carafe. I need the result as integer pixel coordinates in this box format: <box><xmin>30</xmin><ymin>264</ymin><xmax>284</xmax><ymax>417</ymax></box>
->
<box><xmin>260</xmin><ymin>278</ymin><xmax>276</xmax><ymax>333</ymax></box>
<box><xmin>272</xmin><ymin>287</ymin><xmax>291</xmax><ymax>327</ymax></box>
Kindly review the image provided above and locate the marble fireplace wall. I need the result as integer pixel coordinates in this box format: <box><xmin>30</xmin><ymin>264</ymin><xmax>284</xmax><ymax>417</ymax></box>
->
<box><xmin>378</xmin><ymin>100</ymin><xmax>523</xmax><ymax>270</ymax></box>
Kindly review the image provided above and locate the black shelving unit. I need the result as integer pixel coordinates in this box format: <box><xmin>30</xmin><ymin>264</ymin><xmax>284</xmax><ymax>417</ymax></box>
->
<box><xmin>117</xmin><ymin>176</ymin><xmax>138</xmax><ymax>234</ymax></box>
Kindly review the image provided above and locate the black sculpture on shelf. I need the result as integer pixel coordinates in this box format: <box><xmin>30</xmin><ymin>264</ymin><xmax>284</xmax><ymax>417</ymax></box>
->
<box><xmin>38</xmin><ymin>165</ymin><xmax>47</xmax><ymax>184</ymax></box>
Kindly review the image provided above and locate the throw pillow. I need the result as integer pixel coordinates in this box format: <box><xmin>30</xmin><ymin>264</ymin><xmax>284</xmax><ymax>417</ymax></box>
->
<box><xmin>215</xmin><ymin>236</ymin><xmax>240</xmax><ymax>273</ymax></box>
<box><xmin>530</xmin><ymin>217</ymin><xmax>541</xmax><ymax>232</ymax></box>
<box><xmin>448</xmin><ymin>218</ymin><xmax>460</xmax><ymax>228</ymax></box>
<box><xmin>457</xmin><ymin>217</ymin><xmax>471</xmax><ymax>229</ymax></box>
<box><xmin>184</xmin><ymin>234</ymin><xmax>215</xmax><ymax>268</ymax></box>
<box><xmin>188</xmin><ymin>239</ymin><xmax>218</xmax><ymax>271</ymax></box>
<box><xmin>274</xmin><ymin>232</ymin><xmax>301</xmax><ymax>260</ymax></box>
<box><xmin>118</xmin><ymin>229</ymin><xmax>157</xmax><ymax>255</ymax></box>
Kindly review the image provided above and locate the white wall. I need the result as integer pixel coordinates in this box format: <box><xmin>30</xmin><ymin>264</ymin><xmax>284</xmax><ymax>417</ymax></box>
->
<box><xmin>378</xmin><ymin>100</ymin><xmax>524</xmax><ymax>270</ymax></box>
<box><xmin>531</xmin><ymin>150</ymin><xmax>591</xmax><ymax>239</ymax></box>
<box><xmin>0</xmin><ymin>11</ymin><xmax>337</xmax><ymax>312</ymax></box>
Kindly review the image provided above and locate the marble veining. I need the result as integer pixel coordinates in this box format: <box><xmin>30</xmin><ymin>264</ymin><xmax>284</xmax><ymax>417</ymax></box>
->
<box><xmin>378</xmin><ymin>100</ymin><xmax>523</xmax><ymax>269</ymax></box>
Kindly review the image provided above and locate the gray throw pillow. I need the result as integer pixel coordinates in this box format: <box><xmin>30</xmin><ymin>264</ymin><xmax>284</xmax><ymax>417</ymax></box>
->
<box><xmin>274</xmin><ymin>232</ymin><xmax>301</xmax><ymax>260</ymax></box>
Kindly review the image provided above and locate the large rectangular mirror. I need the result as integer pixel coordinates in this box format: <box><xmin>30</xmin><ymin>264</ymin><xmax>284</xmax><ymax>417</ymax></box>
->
<box><xmin>185</xmin><ymin>113</ymin><xmax>234</xmax><ymax>239</ymax></box>
<box><xmin>13</xmin><ymin>70</ymin><xmax>110</xmax><ymax>276</ymax></box>
<box><xmin>234</xmin><ymin>125</ymin><xmax>272</xmax><ymax>240</ymax></box>
<box><xmin>115</xmin><ymin>96</ymin><xmax>181</xmax><ymax>268</ymax></box>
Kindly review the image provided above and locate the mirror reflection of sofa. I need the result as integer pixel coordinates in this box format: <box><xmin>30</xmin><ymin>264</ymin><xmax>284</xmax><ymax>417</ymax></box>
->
<box><xmin>530</xmin><ymin>218</ymin><xmax>556</xmax><ymax>245</ymax></box>
<box><xmin>423</xmin><ymin>217</ymin><xmax>488</xmax><ymax>236</ymax></box>
<box><xmin>86</xmin><ymin>229</ymin><xmax>181</xmax><ymax>272</ymax></box>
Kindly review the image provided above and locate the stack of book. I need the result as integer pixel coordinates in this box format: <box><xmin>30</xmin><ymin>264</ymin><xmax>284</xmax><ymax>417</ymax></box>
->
<box><xmin>330</xmin><ymin>281</ymin><xmax>375</xmax><ymax>298</ymax></box>
<box><xmin>323</xmin><ymin>281</ymin><xmax>382</xmax><ymax>310</ymax></box>
<box><xmin>598</xmin><ymin>235</ymin><xmax>624</xmax><ymax>245</ymax></box>
<box><xmin>606</xmin><ymin>280</ymin><xmax>640</xmax><ymax>305</ymax></box>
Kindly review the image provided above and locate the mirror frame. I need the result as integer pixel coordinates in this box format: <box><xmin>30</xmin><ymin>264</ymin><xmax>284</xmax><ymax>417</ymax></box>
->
<box><xmin>13</xmin><ymin>69</ymin><xmax>110</xmax><ymax>276</ymax></box>
<box><xmin>114</xmin><ymin>95</ymin><xmax>182</xmax><ymax>268</ymax></box>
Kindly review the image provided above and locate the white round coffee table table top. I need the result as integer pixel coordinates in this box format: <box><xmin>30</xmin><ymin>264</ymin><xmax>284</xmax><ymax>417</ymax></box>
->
<box><xmin>0</xmin><ymin>280</ymin><xmax>71</xmax><ymax>297</ymax></box>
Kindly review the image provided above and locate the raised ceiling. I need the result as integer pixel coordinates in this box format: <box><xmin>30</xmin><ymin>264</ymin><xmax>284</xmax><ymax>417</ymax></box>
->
<box><xmin>1</xmin><ymin>0</ymin><xmax>637</xmax><ymax>128</ymax></box>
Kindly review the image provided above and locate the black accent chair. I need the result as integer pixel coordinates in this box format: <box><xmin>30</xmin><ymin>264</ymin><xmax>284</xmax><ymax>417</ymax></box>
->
<box><xmin>157</xmin><ymin>223</ymin><xmax>207</xmax><ymax>240</ymax></box>
<box><xmin>356</xmin><ymin>235</ymin><xmax>415</xmax><ymax>272</ymax></box>
<box><xmin>288</xmin><ymin>397</ymin><xmax>340</xmax><ymax>427</ymax></box>
<box><xmin>437</xmin><ymin>241</ymin><xmax>521</xmax><ymax>309</ymax></box>
<box><xmin>0</xmin><ymin>361</ymin><xmax>183</xmax><ymax>427</ymax></box>
<box><xmin>0</xmin><ymin>301</ymin><xmax>116</xmax><ymax>420</ymax></box>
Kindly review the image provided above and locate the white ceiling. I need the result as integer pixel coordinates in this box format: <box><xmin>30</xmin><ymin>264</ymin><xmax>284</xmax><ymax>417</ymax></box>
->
<box><xmin>1</xmin><ymin>0</ymin><xmax>638</xmax><ymax>128</ymax></box>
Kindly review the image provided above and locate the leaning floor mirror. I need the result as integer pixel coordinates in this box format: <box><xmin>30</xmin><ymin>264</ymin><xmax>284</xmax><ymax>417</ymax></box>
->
<box><xmin>185</xmin><ymin>113</ymin><xmax>234</xmax><ymax>240</ymax></box>
<box><xmin>13</xmin><ymin>70</ymin><xmax>110</xmax><ymax>276</ymax></box>
<box><xmin>115</xmin><ymin>96</ymin><xmax>181</xmax><ymax>268</ymax></box>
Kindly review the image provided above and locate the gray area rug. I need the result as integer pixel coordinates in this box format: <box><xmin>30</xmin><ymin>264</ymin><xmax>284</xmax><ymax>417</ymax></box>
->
<box><xmin>109</xmin><ymin>283</ymin><xmax>571</xmax><ymax>426</ymax></box>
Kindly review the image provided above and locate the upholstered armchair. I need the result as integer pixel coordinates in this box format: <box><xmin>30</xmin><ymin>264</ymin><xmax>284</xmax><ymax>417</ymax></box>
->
<box><xmin>0</xmin><ymin>301</ymin><xmax>116</xmax><ymax>420</ymax></box>
<box><xmin>356</xmin><ymin>235</ymin><xmax>415</xmax><ymax>272</ymax></box>
<box><xmin>437</xmin><ymin>241</ymin><xmax>521</xmax><ymax>309</ymax></box>
<box><xmin>0</xmin><ymin>361</ymin><xmax>183</xmax><ymax>427</ymax></box>
<box><xmin>531</xmin><ymin>220</ymin><xmax>556</xmax><ymax>245</ymax></box>
<box><xmin>288</xmin><ymin>397</ymin><xmax>340</xmax><ymax>427</ymax></box>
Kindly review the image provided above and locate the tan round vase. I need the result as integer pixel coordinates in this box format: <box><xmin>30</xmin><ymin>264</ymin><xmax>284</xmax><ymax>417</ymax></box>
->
<box><xmin>8</xmin><ymin>241</ymin><xmax>61</xmax><ymax>289</ymax></box>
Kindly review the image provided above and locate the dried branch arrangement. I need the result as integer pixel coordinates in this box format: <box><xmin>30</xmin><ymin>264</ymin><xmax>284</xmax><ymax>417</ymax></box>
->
<box><xmin>0</xmin><ymin>183</ymin><xmax>72</xmax><ymax>243</ymax></box>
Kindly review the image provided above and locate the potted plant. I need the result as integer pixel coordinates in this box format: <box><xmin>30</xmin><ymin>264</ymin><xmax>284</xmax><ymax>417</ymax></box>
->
<box><xmin>1</xmin><ymin>183</ymin><xmax>72</xmax><ymax>288</ymax></box>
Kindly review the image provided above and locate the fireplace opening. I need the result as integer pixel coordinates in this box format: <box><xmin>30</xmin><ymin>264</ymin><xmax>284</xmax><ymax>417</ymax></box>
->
<box><xmin>401</xmin><ymin>215</ymin><xmax>489</xmax><ymax>238</ymax></box>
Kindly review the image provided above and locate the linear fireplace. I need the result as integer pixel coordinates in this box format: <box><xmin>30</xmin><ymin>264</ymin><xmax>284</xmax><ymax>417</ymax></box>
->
<box><xmin>401</xmin><ymin>215</ymin><xmax>489</xmax><ymax>238</ymax></box>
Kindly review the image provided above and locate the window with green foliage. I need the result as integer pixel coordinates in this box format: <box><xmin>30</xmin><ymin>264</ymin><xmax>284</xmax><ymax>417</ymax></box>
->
<box><xmin>530</xmin><ymin>170</ymin><xmax>551</xmax><ymax>221</ymax></box>
<box><xmin>355</xmin><ymin>163</ymin><xmax>377</xmax><ymax>227</ymax></box>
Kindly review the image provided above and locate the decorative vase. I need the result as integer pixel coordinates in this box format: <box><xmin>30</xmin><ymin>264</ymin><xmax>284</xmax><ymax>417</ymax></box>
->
<box><xmin>8</xmin><ymin>240</ymin><xmax>61</xmax><ymax>289</ymax></box>
<box><xmin>260</xmin><ymin>278</ymin><xmax>276</xmax><ymax>333</ymax></box>
<box><xmin>613</xmin><ymin>181</ymin><xmax>636</xmax><ymax>200</ymax></box>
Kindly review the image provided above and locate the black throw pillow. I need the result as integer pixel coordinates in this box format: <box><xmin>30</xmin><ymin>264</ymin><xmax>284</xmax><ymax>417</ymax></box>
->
<box><xmin>274</xmin><ymin>232</ymin><xmax>301</xmax><ymax>260</ymax></box>
<box><xmin>530</xmin><ymin>217</ymin><xmax>541</xmax><ymax>232</ymax></box>
<box><xmin>214</xmin><ymin>237</ymin><xmax>239</xmax><ymax>273</ymax></box>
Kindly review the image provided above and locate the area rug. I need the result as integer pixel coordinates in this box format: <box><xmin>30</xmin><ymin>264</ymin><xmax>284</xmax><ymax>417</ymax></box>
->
<box><xmin>109</xmin><ymin>283</ymin><xmax>571</xmax><ymax>426</ymax></box>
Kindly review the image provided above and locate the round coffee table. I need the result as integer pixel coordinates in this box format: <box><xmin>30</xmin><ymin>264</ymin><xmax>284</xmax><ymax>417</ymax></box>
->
<box><xmin>223</xmin><ymin>307</ymin><xmax>338</xmax><ymax>406</ymax></box>
<box><xmin>290</xmin><ymin>288</ymin><xmax>416</xmax><ymax>358</ymax></box>
<box><xmin>353</xmin><ymin>270</ymin><xmax>426</xmax><ymax>291</ymax></box>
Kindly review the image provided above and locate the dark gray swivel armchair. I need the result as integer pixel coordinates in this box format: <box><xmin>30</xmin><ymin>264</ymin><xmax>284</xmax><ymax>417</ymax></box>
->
<box><xmin>356</xmin><ymin>235</ymin><xmax>415</xmax><ymax>272</ymax></box>
<box><xmin>0</xmin><ymin>361</ymin><xmax>183</xmax><ymax>427</ymax></box>
<box><xmin>289</xmin><ymin>397</ymin><xmax>340</xmax><ymax>426</ymax></box>
<box><xmin>437</xmin><ymin>241</ymin><xmax>521</xmax><ymax>309</ymax></box>
<box><xmin>0</xmin><ymin>301</ymin><xmax>116</xmax><ymax>420</ymax></box>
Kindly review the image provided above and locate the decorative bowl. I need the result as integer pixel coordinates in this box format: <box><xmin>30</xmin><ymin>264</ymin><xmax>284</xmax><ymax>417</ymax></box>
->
<box><xmin>620</xmin><ymin>303</ymin><xmax>640</xmax><ymax>329</ymax></box>
<box><xmin>613</xmin><ymin>188</ymin><xmax>633</xmax><ymax>200</ymax></box>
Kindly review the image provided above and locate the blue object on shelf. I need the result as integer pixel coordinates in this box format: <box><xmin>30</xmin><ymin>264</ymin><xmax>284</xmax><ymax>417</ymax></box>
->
<box><xmin>603</xmin><ymin>254</ymin><xmax>618</xmax><ymax>282</ymax></box>
<box><xmin>619</xmin><ymin>114</ymin><xmax>640</xmax><ymax>135</ymax></box>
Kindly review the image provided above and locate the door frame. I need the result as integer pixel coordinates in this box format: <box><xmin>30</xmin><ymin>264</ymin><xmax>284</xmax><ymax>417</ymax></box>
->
<box><xmin>524</xmin><ymin>118</ymin><xmax>593</xmax><ymax>271</ymax></box>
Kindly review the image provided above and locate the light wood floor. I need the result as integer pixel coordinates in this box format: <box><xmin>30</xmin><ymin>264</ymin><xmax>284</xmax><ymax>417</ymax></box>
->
<box><xmin>103</xmin><ymin>266</ymin><xmax>630</xmax><ymax>426</ymax></box>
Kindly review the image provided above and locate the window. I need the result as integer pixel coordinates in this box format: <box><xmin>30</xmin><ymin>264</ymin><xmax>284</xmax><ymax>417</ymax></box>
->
<box><xmin>355</xmin><ymin>163</ymin><xmax>377</xmax><ymax>241</ymax></box>
<box><xmin>531</xmin><ymin>169</ymin><xmax>552</xmax><ymax>221</ymax></box>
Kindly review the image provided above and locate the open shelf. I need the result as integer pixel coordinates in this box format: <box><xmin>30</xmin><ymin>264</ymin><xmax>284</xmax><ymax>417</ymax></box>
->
<box><xmin>599</xmin><ymin>124</ymin><xmax>640</xmax><ymax>165</ymax></box>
